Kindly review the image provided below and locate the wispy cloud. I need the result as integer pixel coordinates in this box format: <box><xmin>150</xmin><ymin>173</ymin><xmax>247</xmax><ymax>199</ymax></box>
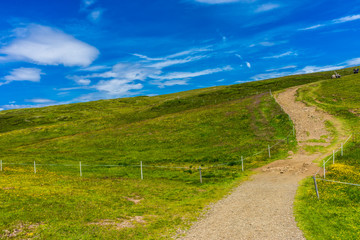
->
<box><xmin>152</xmin><ymin>66</ymin><xmax>232</xmax><ymax>80</ymax></box>
<box><xmin>83</xmin><ymin>0</ymin><xmax>96</xmax><ymax>8</ymax></box>
<box><xmin>193</xmin><ymin>0</ymin><xmax>241</xmax><ymax>4</ymax></box>
<box><xmin>25</xmin><ymin>98</ymin><xmax>55</xmax><ymax>103</ymax></box>
<box><xmin>67</xmin><ymin>75</ymin><xmax>91</xmax><ymax>85</ymax></box>
<box><xmin>266</xmin><ymin>65</ymin><xmax>297</xmax><ymax>72</ymax></box>
<box><xmin>333</xmin><ymin>14</ymin><xmax>360</xmax><ymax>24</ymax></box>
<box><xmin>150</xmin><ymin>80</ymin><xmax>189</xmax><ymax>88</ymax></box>
<box><xmin>79</xmin><ymin>65</ymin><xmax>111</xmax><ymax>72</ymax></box>
<box><xmin>88</xmin><ymin>9</ymin><xmax>104</xmax><ymax>22</ymax></box>
<box><xmin>1</xmin><ymin>67</ymin><xmax>44</xmax><ymax>86</ymax></box>
<box><xmin>255</xmin><ymin>3</ymin><xmax>280</xmax><ymax>13</ymax></box>
<box><xmin>245</xmin><ymin>62</ymin><xmax>251</xmax><ymax>68</ymax></box>
<box><xmin>63</xmin><ymin>47</ymin><xmax>232</xmax><ymax>99</ymax></box>
<box><xmin>263</xmin><ymin>51</ymin><xmax>297</xmax><ymax>59</ymax></box>
<box><xmin>251</xmin><ymin>71</ymin><xmax>291</xmax><ymax>81</ymax></box>
<box><xmin>252</xmin><ymin>57</ymin><xmax>360</xmax><ymax>81</ymax></box>
<box><xmin>94</xmin><ymin>79</ymin><xmax>143</xmax><ymax>96</ymax></box>
<box><xmin>300</xmin><ymin>14</ymin><xmax>360</xmax><ymax>31</ymax></box>
<box><xmin>0</xmin><ymin>24</ymin><xmax>99</xmax><ymax>67</ymax></box>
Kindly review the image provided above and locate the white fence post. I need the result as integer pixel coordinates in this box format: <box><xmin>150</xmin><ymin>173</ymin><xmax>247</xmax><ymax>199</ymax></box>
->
<box><xmin>241</xmin><ymin>156</ymin><xmax>244</xmax><ymax>172</ymax></box>
<box><xmin>268</xmin><ymin>145</ymin><xmax>271</xmax><ymax>158</ymax></box>
<box><xmin>199</xmin><ymin>166</ymin><xmax>202</xmax><ymax>183</ymax></box>
<box><xmin>323</xmin><ymin>161</ymin><xmax>326</xmax><ymax>179</ymax></box>
<box><xmin>34</xmin><ymin>161</ymin><xmax>36</xmax><ymax>174</ymax></box>
<box><xmin>293</xmin><ymin>125</ymin><xmax>295</xmax><ymax>136</ymax></box>
<box><xmin>140</xmin><ymin>161</ymin><xmax>143</xmax><ymax>180</ymax></box>
<box><xmin>80</xmin><ymin>161</ymin><xmax>82</xmax><ymax>177</ymax></box>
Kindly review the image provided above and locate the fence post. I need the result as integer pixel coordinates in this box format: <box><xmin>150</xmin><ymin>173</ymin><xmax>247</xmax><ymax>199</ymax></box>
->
<box><xmin>140</xmin><ymin>161</ymin><xmax>143</xmax><ymax>180</ymax></box>
<box><xmin>293</xmin><ymin>125</ymin><xmax>295</xmax><ymax>136</ymax></box>
<box><xmin>80</xmin><ymin>161</ymin><xmax>82</xmax><ymax>177</ymax></box>
<box><xmin>333</xmin><ymin>150</ymin><xmax>335</xmax><ymax>164</ymax></box>
<box><xmin>312</xmin><ymin>176</ymin><xmax>320</xmax><ymax>199</ymax></box>
<box><xmin>341</xmin><ymin>143</ymin><xmax>343</xmax><ymax>156</ymax></box>
<box><xmin>241</xmin><ymin>156</ymin><xmax>244</xmax><ymax>172</ymax></box>
<box><xmin>0</xmin><ymin>160</ymin><xmax>2</xmax><ymax>172</ymax></box>
<box><xmin>323</xmin><ymin>160</ymin><xmax>326</xmax><ymax>179</ymax></box>
<box><xmin>287</xmin><ymin>136</ymin><xmax>289</xmax><ymax>144</ymax></box>
<box><xmin>199</xmin><ymin>166</ymin><xmax>202</xmax><ymax>184</ymax></box>
<box><xmin>268</xmin><ymin>145</ymin><xmax>271</xmax><ymax>158</ymax></box>
<box><xmin>34</xmin><ymin>161</ymin><xmax>36</xmax><ymax>174</ymax></box>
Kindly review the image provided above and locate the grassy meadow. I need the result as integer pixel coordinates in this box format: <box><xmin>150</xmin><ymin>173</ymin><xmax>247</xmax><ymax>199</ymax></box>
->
<box><xmin>295</xmin><ymin>73</ymin><xmax>360</xmax><ymax>239</ymax></box>
<box><xmin>0</xmin><ymin>67</ymin><xmax>356</xmax><ymax>239</ymax></box>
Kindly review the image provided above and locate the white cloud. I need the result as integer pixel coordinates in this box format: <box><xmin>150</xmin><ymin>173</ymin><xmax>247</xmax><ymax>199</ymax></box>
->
<box><xmin>251</xmin><ymin>72</ymin><xmax>291</xmax><ymax>81</ymax></box>
<box><xmin>299</xmin><ymin>24</ymin><xmax>324</xmax><ymax>31</ymax></box>
<box><xmin>151</xmin><ymin>80</ymin><xmax>189</xmax><ymax>88</ymax></box>
<box><xmin>246</xmin><ymin>62</ymin><xmax>251</xmax><ymax>68</ymax></box>
<box><xmin>333</xmin><ymin>14</ymin><xmax>360</xmax><ymax>24</ymax></box>
<box><xmin>266</xmin><ymin>65</ymin><xmax>297</xmax><ymax>72</ymax></box>
<box><xmin>194</xmin><ymin>0</ymin><xmax>240</xmax><ymax>4</ymax></box>
<box><xmin>83</xmin><ymin>0</ymin><xmax>96</xmax><ymax>7</ymax></box>
<box><xmin>263</xmin><ymin>51</ymin><xmax>297</xmax><ymax>59</ymax></box>
<box><xmin>153</xmin><ymin>66</ymin><xmax>232</xmax><ymax>80</ymax></box>
<box><xmin>300</xmin><ymin>14</ymin><xmax>360</xmax><ymax>31</ymax></box>
<box><xmin>255</xmin><ymin>3</ymin><xmax>280</xmax><ymax>13</ymax></box>
<box><xmin>2</xmin><ymin>67</ymin><xmax>44</xmax><ymax>86</ymax></box>
<box><xmin>67</xmin><ymin>75</ymin><xmax>91</xmax><ymax>85</ymax></box>
<box><xmin>0</xmin><ymin>24</ymin><xmax>99</xmax><ymax>67</ymax></box>
<box><xmin>79</xmin><ymin>65</ymin><xmax>111</xmax><ymax>72</ymax></box>
<box><xmin>346</xmin><ymin>58</ymin><xmax>360</xmax><ymax>66</ymax></box>
<box><xmin>94</xmin><ymin>79</ymin><xmax>143</xmax><ymax>95</ymax></box>
<box><xmin>147</xmin><ymin>55</ymin><xmax>206</xmax><ymax>69</ymax></box>
<box><xmin>235</xmin><ymin>54</ymin><xmax>243</xmax><ymax>59</ymax></box>
<box><xmin>296</xmin><ymin>65</ymin><xmax>345</xmax><ymax>74</ymax></box>
<box><xmin>25</xmin><ymin>98</ymin><xmax>54</xmax><ymax>103</ymax></box>
<box><xmin>88</xmin><ymin>9</ymin><xmax>104</xmax><ymax>22</ymax></box>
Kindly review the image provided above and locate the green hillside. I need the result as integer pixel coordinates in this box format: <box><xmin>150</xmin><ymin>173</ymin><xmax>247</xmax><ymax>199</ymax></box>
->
<box><xmin>0</xmin><ymin>67</ymin><xmax>356</xmax><ymax>239</ymax></box>
<box><xmin>295</xmin><ymin>74</ymin><xmax>360</xmax><ymax>239</ymax></box>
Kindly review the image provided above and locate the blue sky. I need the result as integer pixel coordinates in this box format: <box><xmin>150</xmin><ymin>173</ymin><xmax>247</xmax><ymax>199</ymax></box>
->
<box><xmin>1</xmin><ymin>0</ymin><xmax>360</xmax><ymax>110</ymax></box>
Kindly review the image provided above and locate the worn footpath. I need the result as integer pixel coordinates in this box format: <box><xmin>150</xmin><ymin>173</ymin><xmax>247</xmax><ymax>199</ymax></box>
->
<box><xmin>180</xmin><ymin>86</ymin><xmax>346</xmax><ymax>240</ymax></box>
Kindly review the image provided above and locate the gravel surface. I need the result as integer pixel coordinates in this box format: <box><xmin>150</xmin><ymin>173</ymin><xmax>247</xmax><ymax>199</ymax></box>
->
<box><xmin>180</xmin><ymin>86</ymin><xmax>347</xmax><ymax>240</ymax></box>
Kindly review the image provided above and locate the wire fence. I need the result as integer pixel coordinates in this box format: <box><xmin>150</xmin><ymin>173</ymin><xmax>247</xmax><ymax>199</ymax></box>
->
<box><xmin>312</xmin><ymin>134</ymin><xmax>358</xmax><ymax>199</ymax></box>
<box><xmin>0</xmin><ymin>90</ymin><xmax>297</xmax><ymax>184</ymax></box>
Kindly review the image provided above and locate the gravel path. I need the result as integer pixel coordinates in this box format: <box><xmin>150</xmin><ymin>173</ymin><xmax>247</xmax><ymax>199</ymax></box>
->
<box><xmin>180</xmin><ymin>86</ymin><xmax>346</xmax><ymax>240</ymax></box>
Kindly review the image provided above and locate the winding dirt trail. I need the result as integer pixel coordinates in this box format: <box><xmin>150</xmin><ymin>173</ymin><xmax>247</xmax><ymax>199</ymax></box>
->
<box><xmin>180</xmin><ymin>86</ymin><xmax>347</xmax><ymax>240</ymax></box>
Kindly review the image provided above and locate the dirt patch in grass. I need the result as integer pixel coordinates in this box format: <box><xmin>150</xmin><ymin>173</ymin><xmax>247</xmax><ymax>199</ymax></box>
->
<box><xmin>89</xmin><ymin>216</ymin><xmax>146</xmax><ymax>230</ymax></box>
<box><xmin>125</xmin><ymin>196</ymin><xmax>143</xmax><ymax>204</ymax></box>
<box><xmin>1</xmin><ymin>222</ymin><xmax>43</xmax><ymax>239</ymax></box>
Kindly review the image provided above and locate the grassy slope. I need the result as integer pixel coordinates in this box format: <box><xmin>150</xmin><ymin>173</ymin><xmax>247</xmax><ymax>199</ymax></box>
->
<box><xmin>0</xmin><ymin>67</ymin><xmax>356</xmax><ymax>239</ymax></box>
<box><xmin>295</xmin><ymin>73</ymin><xmax>360</xmax><ymax>239</ymax></box>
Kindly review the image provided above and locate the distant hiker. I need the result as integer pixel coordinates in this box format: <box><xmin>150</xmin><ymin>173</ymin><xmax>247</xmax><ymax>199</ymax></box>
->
<box><xmin>354</xmin><ymin>68</ymin><xmax>359</xmax><ymax>74</ymax></box>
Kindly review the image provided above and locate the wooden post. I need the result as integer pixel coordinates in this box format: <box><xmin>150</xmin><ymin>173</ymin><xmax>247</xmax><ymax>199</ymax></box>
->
<box><xmin>287</xmin><ymin>136</ymin><xmax>289</xmax><ymax>144</ymax></box>
<box><xmin>312</xmin><ymin>176</ymin><xmax>320</xmax><ymax>199</ymax></box>
<box><xmin>0</xmin><ymin>160</ymin><xmax>2</xmax><ymax>171</ymax></box>
<box><xmin>268</xmin><ymin>145</ymin><xmax>271</xmax><ymax>158</ymax></box>
<box><xmin>323</xmin><ymin>161</ymin><xmax>326</xmax><ymax>179</ymax></box>
<box><xmin>199</xmin><ymin>166</ymin><xmax>202</xmax><ymax>183</ymax></box>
